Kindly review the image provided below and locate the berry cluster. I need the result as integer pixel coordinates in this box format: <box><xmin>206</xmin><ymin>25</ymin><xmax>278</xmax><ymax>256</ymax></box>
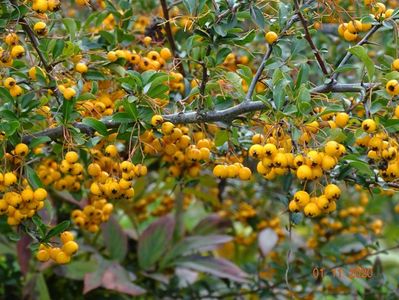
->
<box><xmin>36</xmin><ymin>231</ymin><xmax>79</xmax><ymax>264</ymax></box>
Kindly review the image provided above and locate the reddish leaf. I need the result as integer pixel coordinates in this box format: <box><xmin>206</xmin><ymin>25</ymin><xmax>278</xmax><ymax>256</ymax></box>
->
<box><xmin>192</xmin><ymin>214</ymin><xmax>232</xmax><ymax>235</ymax></box>
<box><xmin>258</xmin><ymin>228</ymin><xmax>278</xmax><ymax>257</ymax></box>
<box><xmin>102</xmin><ymin>263</ymin><xmax>145</xmax><ymax>296</ymax></box>
<box><xmin>138</xmin><ymin>215</ymin><xmax>175</xmax><ymax>270</ymax></box>
<box><xmin>176</xmin><ymin>255</ymin><xmax>249</xmax><ymax>283</ymax></box>
<box><xmin>17</xmin><ymin>234</ymin><xmax>31</xmax><ymax>275</ymax></box>
<box><xmin>101</xmin><ymin>216</ymin><xmax>128</xmax><ymax>262</ymax></box>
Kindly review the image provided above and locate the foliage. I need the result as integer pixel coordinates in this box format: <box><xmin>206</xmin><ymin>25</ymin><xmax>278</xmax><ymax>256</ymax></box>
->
<box><xmin>0</xmin><ymin>0</ymin><xmax>399</xmax><ymax>299</ymax></box>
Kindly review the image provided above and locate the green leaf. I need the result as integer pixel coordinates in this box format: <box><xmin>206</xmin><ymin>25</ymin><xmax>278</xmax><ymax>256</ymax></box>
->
<box><xmin>0</xmin><ymin>87</ymin><xmax>14</xmax><ymax>103</ymax></box>
<box><xmin>348</xmin><ymin>45</ymin><xmax>375</xmax><ymax>81</ymax></box>
<box><xmin>84</xmin><ymin>70</ymin><xmax>107</xmax><ymax>81</ymax></box>
<box><xmin>0</xmin><ymin>120</ymin><xmax>19</xmax><ymax>136</ymax></box>
<box><xmin>82</xmin><ymin>117</ymin><xmax>109</xmax><ymax>136</ymax></box>
<box><xmin>138</xmin><ymin>216</ymin><xmax>175</xmax><ymax>270</ymax></box>
<box><xmin>25</xmin><ymin>166</ymin><xmax>43</xmax><ymax>189</ymax></box>
<box><xmin>250</xmin><ymin>6</ymin><xmax>265</xmax><ymax>29</ymax></box>
<box><xmin>63</xmin><ymin>18</ymin><xmax>78</xmax><ymax>40</ymax></box>
<box><xmin>64</xmin><ymin>260</ymin><xmax>97</xmax><ymax>280</ymax></box>
<box><xmin>45</xmin><ymin>220</ymin><xmax>71</xmax><ymax>240</ymax></box>
<box><xmin>32</xmin><ymin>215</ymin><xmax>47</xmax><ymax>239</ymax></box>
<box><xmin>122</xmin><ymin>99</ymin><xmax>138</xmax><ymax>121</ymax></box>
<box><xmin>101</xmin><ymin>217</ymin><xmax>128</xmax><ymax>262</ymax></box>
<box><xmin>52</xmin><ymin>40</ymin><xmax>65</xmax><ymax>58</ymax></box>
<box><xmin>214</xmin><ymin>130</ymin><xmax>229</xmax><ymax>147</ymax></box>
<box><xmin>216</xmin><ymin>48</ymin><xmax>232</xmax><ymax>65</ymax></box>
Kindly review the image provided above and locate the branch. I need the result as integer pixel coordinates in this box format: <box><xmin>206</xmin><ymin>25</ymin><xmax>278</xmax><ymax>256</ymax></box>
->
<box><xmin>160</xmin><ymin>0</ymin><xmax>185</xmax><ymax>76</ymax></box>
<box><xmin>164</xmin><ymin>82</ymin><xmax>377</xmax><ymax>124</ymax></box>
<box><xmin>21</xmin><ymin>120</ymin><xmax>120</xmax><ymax>144</ymax></box>
<box><xmin>331</xmin><ymin>24</ymin><xmax>382</xmax><ymax>81</ymax></box>
<box><xmin>294</xmin><ymin>0</ymin><xmax>329</xmax><ymax>75</ymax></box>
<box><xmin>245</xmin><ymin>45</ymin><xmax>272</xmax><ymax>102</ymax></box>
<box><xmin>244</xmin><ymin>0</ymin><xmax>314</xmax><ymax>102</ymax></box>
<box><xmin>20</xmin><ymin>82</ymin><xmax>376</xmax><ymax>143</ymax></box>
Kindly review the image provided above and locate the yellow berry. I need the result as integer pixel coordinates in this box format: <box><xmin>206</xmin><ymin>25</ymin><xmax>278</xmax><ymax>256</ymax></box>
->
<box><xmin>265</xmin><ymin>31</ymin><xmax>278</xmax><ymax>44</ymax></box>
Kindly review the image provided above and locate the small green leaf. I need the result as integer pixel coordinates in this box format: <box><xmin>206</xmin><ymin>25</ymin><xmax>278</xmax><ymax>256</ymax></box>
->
<box><xmin>82</xmin><ymin>117</ymin><xmax>109</xmax><ymax>136</ymax></box>
<box><xmin>84</xmin><ymin>70</ymin><xmax>107</xmax><ymax>81</ymax></box>
<box><xmin>122</xmin><ymin>99</ymin><xmax>138</xmax><ymax>121</ymax></box>
<box><xmin>0</xmin><ymin>87</ymin><xmax>14</xmax><ymax>103</ymax></box>
<box><xmin>348</xmin><ymin>45</ymin><xmax>375</xmax><ymax>81</ymax></box>
<box><xmin>214</xmin><ymin>130</ymin><xmax>229</xmax><ymax>147</ymax></box>
<box><xmin>63</xmin><ymin>18</ymin><xmax>78</xmax><ymax>40</ymax></box>
<box><xmin>45</xmin><ymin>220</ymin><xmax>71</xmax><ymax>240</ymax></box>
<box><xmin>250</xmin><ymin>6</ymin><xmax>265</xmax><ymax>29</ymax></box>
<box><xmin>25</xmin><ymin>166</ymin><xmax>43</xmax><ymax>189</ymax></box>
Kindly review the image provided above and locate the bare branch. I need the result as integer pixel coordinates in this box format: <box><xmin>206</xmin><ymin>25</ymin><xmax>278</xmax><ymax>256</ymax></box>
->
<box><xmin>294</xmin><ymin>0</ymin><xmax>329</xmax><ymax>75</ymax></box>
<box><xmin>332</xmin><ymin>24</ymin><xmax>382</xmax><ymax>81</ymax></box>
<box><xmin>245</xmin><ymin>45</ymin><xmax>272</xmax><ymax>102</ymax></box>
<box><xmin>160</xmin><ymin>0</ymin><xmax>185</xmax><ymax>76</ymax></box>
<box><xmin>20</xmin><ymin>82</ymin><xmax>377</xmax><ymax>144</ymax></box>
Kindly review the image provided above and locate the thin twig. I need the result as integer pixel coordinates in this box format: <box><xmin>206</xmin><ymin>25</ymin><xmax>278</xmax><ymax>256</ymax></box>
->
<box><xmin>245</xmin><ymin>45</ymin><xmax>272</xmax><ymax>102</ymax></box>
<box><xmin>294</xmin><ymin>0</ymin><xmax>329</xmax><ymax>75</ymax></box>
<box><xmin>160</xmin><ymin>0</ymin><xmax>185</xmax><ymax>76</ymax></box>
<box><xmin>332</xmin><ymin>24</ymin><xmax>382</xmax><ymax>81</ymax></box>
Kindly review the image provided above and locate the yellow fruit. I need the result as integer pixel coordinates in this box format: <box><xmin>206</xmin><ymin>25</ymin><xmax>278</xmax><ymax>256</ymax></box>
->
<box><xmin>62</xmin><ymin>241</ymin><xmax>79</xmax><ymax>255</ymax></box>
<box><xmin>11</xmin><ymin>45</ymin><xmax>25</xmax><ymax>59</ymax></box>
<box><xmin>107</xmin><ymin>51</ymin><xmax>118</xmax><ymax>62</ymax></box>
<box><xmin>4</xmin><ymin>172</ymin><xmax>17</xmax><ymax>186</ymax></box>
<box><xmin>238</xmin><ymin>167</ymin><xmax>252</xmax><ymax>180</ymax></box>
<box><xmin>160</xmin><ymin>48</ymin><xmax>172</xmax><ymax>60</ymax></box>
<box><xmin>343</xmin><ymin>30</ymin><xmax>357</xmax><ymax>42</ymax></box>
<box><xmin>33</xmin><ymin>22</ymin><xmax>47</xmax><ymax>35</ymax></box>
<box><xmin>335</xmin><ymin>112</ymin><xmax>349</xmax><ymax>128</ymax></box>
<box><xmin>32</xmin><ymin>0</ymin><xmax>48</xmax><ymax>13</ymax></box>
<box><xmin>324</xmin><ymin>184</ymin><xmax>341</xmax><ymax>200</ymax></box>
<box><xmin>386</xmin><ymin>79</ymin><xmax>399</xmax><ymax>96</ymax></box>
<box><xmin>88</xmin><ymin>163</ymin><xmax>101</xmax><ymax>176</ymax></box>
<box><xmin>14</xmin><ymin>143</ymin><xmax>29</xmax><ymax>156</ymax></box>
<box><xmin>392</xmin><ymin>59</ymin><xmax>399</xmax><ymax>71</ymax></box>
<box><xmin>263</xmin><ymin>143</ymin><xmax>277</xmax><ymax>157</ymax></box>
<box><xmin>63</xmin><ymin>87</ymin><xmax>76</xmax><ymax>100</ymax></box>
<box><xmin>10</xmin><ymin>85</ymin><xmax>22</xmax><ymax>97</ymax></box>
<box><xmin>361</xmin><ymin>119</ymin><xmax>377</xmax><ymax>133</ymax></box>
<box><xmin>143</xmin><ymin>36</ymin><xmax>152</xmax><ymax>46</ymax></box>
<box><xmin>395</xmin><ymin>106</ymin><xmax>399</xmax><ymax>118</ymax></box>
<box><xmin>304</xmin><ymin>203</ymin><xmax>321</xmax><ymax>217</ymax></box>
<box><xmin>36</xmin><ymin>249</ymin><xmax>50</xmax><ymax>262</ymax></box>
<box><xmin>4</xmin><ymin>33</ymin><xmax>18</xmax><ymax>46</ymax></box>
<box><xmin>48</xmin><ymin>0</ymin><xmax>61</xmax><ymax>11</ymax></box>
<box><xmin>347</xmin><ymin>20</ymin><xmax>362</xmax><ymax>33</ymax></box>
<box><xmin>161</xmin><ymin>122</ymin><xmax>174</xmax><ymax>135</ymax></box>
<box><xmin>75</xmin><ymin>62</ymin><xmax>88</xmax><ymax>73</ymax></box>
<box><xmin>65</xmin><ymin>151</ymin><xmax>79</xmax><ymax>163</ymax></box>
<box><xmin>55</xmin><ymin>251</ymin><xmax>71</xmax><ymax>264</ymax></box>
<box><xmin>4</xmin><ymin>77</ymin><xmax>16</xmax><ymax>89</ymax></box>
<box><xmin>325</xmin><ymin>141</ymin><xmax>340</xmax><ymax>157</ymax></box>
<box><xmin>265</xmin><ymin>31</ymin><xmax>278</xmax><ymax>44</ymax></box>
<box><xmin>249</xmin><ymin>144</ymin><xmax>265</xmax><ymax>159</ymax></box>
<box><xmin>297</xmin><ymin>165</ymin><xmax>312</xmax><ymax>180</ymax></box>
<box><xmin>289</xmin><ymin>200</ymin><xmax>300</xmax><ymax>213</ymax></box>
<box><xmin>105</xmin><ymin>144</ymin><xmax>118</xmax><ymax>157</ymax></box>
<box><xmin>151</xmin><ymin>115</ymin><xmax>164</xmax><ymax>126</ymax></box>
<box><xmin>34</xmin><ymin>188</ymin><xmax>48</xmax><ymax>201</ymax></box>
<box><xmin>338</xmin><ymin>23</ymin><xmax>347</xmax><ymax>37</ymax></box>
<box><xmin>293</xmin><ymin>191</ymin><xmax>310</xmax><ymax>208</ymax></box>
